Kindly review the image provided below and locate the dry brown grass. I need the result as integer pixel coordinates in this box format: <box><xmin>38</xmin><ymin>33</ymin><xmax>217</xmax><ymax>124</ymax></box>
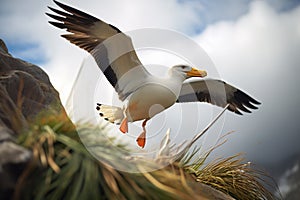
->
<box><xmin>11</xmin><ymin>118</ymin><xmax>281</xmax><ymax>200</ymax></box>
<box><xmin>186</xmin><ymin>154</ymin><xmax>278</xmax><ymax>200</ymax></box>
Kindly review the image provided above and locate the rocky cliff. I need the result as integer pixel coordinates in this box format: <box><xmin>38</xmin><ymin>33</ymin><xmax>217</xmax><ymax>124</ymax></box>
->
<box><xmin>0</xmin><ymin>39</ymin><xmax>75</xmax><ymax>199</ymax></box>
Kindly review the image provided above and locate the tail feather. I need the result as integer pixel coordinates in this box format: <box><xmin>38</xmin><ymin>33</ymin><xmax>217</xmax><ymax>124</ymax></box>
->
<box><xmin>96</xmin><ymin>103</ymin><xmax>124</xmax><ymax>125</ymax></box>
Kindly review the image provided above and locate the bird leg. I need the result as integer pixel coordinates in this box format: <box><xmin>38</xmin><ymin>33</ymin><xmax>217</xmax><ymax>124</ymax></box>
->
<box><xmin>119</xmin><ymin>117</ymin><xmax>128</xmax><ymax>134</ymax></box>
<box><xmin>136</xmin><ymin>119</ymin><xmax>148</xmax><ymax>148</ymax></box>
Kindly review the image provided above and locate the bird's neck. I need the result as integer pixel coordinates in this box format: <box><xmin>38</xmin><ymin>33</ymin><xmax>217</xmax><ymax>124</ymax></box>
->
<box><xmin>168</xmin><ymin>70</ymin><xmax>186</xmax><ymax>82</ymax></box>
<box><xmin>163</xmin><ymin>73</ymin><xmax>186</xmax><ymax>98</ymax></box>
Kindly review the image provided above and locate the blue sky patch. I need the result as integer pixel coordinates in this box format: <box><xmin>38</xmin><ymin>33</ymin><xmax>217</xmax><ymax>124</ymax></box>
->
<box><xmin>4</xmin><ymin>40</ymin><xmax>47</xmax><ymax>65</ymax></box>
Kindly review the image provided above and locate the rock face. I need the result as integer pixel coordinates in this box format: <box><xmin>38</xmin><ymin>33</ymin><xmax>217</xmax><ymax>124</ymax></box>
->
<box><xmin>0</xmin><ymin>39</ymin><xmax>74</xmax><ymax>199</ymax></box>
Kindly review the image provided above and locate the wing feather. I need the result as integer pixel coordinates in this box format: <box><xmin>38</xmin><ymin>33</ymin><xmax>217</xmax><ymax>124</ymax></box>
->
<box><xmin>177</xmin><ymin>79</ymin><xmax>260</xmax><ymax>115</ymax></box>
<box><xmin>47</xmin><ymin>0</ymin><xmax>150</xmax><ymax>100</ymax></box>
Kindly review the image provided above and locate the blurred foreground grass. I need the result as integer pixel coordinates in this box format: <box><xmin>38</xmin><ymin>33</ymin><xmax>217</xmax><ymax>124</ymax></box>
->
<box><xmin>14</xmin><ymin>117</ymin><xmax>279</xmax><ymax>200</ymax></box>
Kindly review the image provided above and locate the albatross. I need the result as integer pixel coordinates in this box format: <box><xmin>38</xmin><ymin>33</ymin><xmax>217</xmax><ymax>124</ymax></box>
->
<box><xmin>47</xmin><ymin>1</ymin><xmax>260</xmax><ymax>148</ymax></box>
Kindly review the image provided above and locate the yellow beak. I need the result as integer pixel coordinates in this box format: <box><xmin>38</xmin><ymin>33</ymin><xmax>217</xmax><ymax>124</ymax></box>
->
<box><xmin>186</xmin><ymin>67</ymin><xmax>207</xmax><ymax>77</ymax></box>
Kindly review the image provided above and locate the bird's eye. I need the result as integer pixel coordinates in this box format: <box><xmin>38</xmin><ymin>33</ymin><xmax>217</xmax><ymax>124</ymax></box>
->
<box><xmin>181</xmin><ymin>65</ymin><xmax>186</xmax><ymax>69</ymax></box>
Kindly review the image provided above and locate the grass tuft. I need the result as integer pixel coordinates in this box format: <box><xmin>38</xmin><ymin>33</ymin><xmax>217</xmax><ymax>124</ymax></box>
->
<box><xmin>12</xmin><ymin>115</ymin><xmax>280</xmax><ymax>200</ymax></box>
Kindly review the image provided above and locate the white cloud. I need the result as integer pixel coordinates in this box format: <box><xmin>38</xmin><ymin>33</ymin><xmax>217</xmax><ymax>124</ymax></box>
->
<box><xmin>278</xmin><ymin>162</ymin><xmax>299</xmax><ymax>197</ymax></box>
<box><xmin>195</xmin><ymin>1</ymin><xmax>300</xmax><ymax>162</ymax></box>
<box><xmin>70</xmin><ymin>0</ymin><xmax>201</xmax><ymax>32</ymax></box>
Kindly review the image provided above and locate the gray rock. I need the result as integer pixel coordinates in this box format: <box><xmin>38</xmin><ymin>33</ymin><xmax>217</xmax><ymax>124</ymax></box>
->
<box><xmin>0</xmin><ymin>39</ymin><xmax>9</xmax><ymax>54</ymax></box>
<box><xmin>0</xmin><ymin>39</ymin><xmax>74</xmax><ymax>199</ymax></box>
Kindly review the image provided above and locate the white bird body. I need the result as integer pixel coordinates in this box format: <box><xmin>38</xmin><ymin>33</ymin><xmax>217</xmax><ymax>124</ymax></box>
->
<box><xmin>125</xmin><ymin>77</ymin><xmax>181</xmax><ymax>122</ymax></box>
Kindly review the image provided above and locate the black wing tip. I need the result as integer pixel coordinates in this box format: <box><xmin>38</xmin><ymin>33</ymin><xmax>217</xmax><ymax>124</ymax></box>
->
<box><xmin>53</xmin><ymin>0</ymin><xmax>73</xmax><ymax>12</ymax></box>
<box><xmin>53</xmin><ymin>0</ymin><xmax>66</xmax><ymax>8</ymax></box>
<box><xmin>51</xmin><ymin>0</ymin><xmax>99</xmax><ymax>22</ymax></box>
<box><xmin>48</xmin><ymin>21</ymin><xmax>66</xmax><ymax>29</ymax></box>
<box><xmin>53</xmin><ymin>0</ymin><xmax>77</xmax><ymax>12</ymax></box>
<box><xmin>235</xmin><ymin>104</ymin><xmax>257</xmax><ymax>115</ymax></box>
<box><xmin>233</xmin><ymin>90</ymin><xmax>261</xmax><ymax>113</ymax></box>
<box><xmin>236</xmin><ymin>111</ymin><xmax>243</xmax><ymax>115</ymax></box>
<box><xmin>254</xmin><ymin>100</ymin><xmax>261</xmax><ymax>105</ymax></box>
<box><xmin>46</xmin><ymin>6</ymin><xmax>68</xmax><ymax>28</ymax></box>
<box><xmin>231</xmin><ymin>107</ymin><xmax>243</xmax><ymax>115</ymax></box>
<box><xmin>45</xmin><ymin>12</ymin><xmax>52</xmax><ymax>17</ymax></box>
<box><xmin>249</xmin><ymin>105</ymin><xmax>258</xmax><ymax>110</ymax></box>
<box><xmin>244</xmin><ymin>99</ymin><xmax>261</xmax><ymax>112</ymax></box>
<box><xmin>236</xmin><ymin>90</ymin><xmax>261</xmax><ymax>104</ymax></box>
<box><xmin>47</xmin><ymin>6</ymin><xmax>67</xmax><ymax>17</ymax></box>
<box><xmin>46</xmin><ymin>12</ymin><xmax>64</xmax><ymax>22</ymax></box>
<box><xmin>243</xmin><ymin>102</ymin><xmax>258</xmax><ymax>111</ymax></box>
<box><xmin>241</xmin><ymin>107</ymin><xmax>252</xmax><ymax>113</ymax></box>
<box><xmin>248</xmin><ymin>96</ymin><xmax>261</xmax><ymax>105</ymax></box>
<box><xmin>248</xmin><ymin>95</ymin><xmax>261</xmax><ymax>105</ymax></box>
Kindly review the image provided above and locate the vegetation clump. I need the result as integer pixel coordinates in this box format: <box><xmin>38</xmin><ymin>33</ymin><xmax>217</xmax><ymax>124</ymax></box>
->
<box><xmin>13</xmin><ymin>117</ymin><xmax>279</xmax><ymax>200</ymax></box>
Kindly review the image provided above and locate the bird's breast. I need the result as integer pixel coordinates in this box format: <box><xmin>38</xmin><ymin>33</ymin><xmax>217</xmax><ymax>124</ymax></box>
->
<box><xmin>125</xmin><ymin>83</ymin><xmax>178</xmax><ymax>121</ymax></box>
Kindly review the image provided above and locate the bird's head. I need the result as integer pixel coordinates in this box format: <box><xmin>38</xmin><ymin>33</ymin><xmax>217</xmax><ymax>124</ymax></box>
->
<box><xmin>169</xmin><ymin>65</ymin><xmax>207</xmax><ymax>80</ymax></box>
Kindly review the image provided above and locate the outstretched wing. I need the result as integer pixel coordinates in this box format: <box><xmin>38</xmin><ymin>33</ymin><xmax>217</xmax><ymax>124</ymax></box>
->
<box><xmin>177</xmin><ymin>79</ymin><xmax>260</xmax><ymax>115</ymax></box>
<box><xmin>46</xmin><ymin>0</ymin><xmax>150</xmax><ymax>101</ymax></box>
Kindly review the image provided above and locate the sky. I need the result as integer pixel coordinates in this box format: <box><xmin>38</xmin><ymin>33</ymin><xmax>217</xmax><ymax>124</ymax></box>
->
<box><xmin>1</xmin><ymin>0</ymin><xmax>300</xmax><ymax>194</ymax></box>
